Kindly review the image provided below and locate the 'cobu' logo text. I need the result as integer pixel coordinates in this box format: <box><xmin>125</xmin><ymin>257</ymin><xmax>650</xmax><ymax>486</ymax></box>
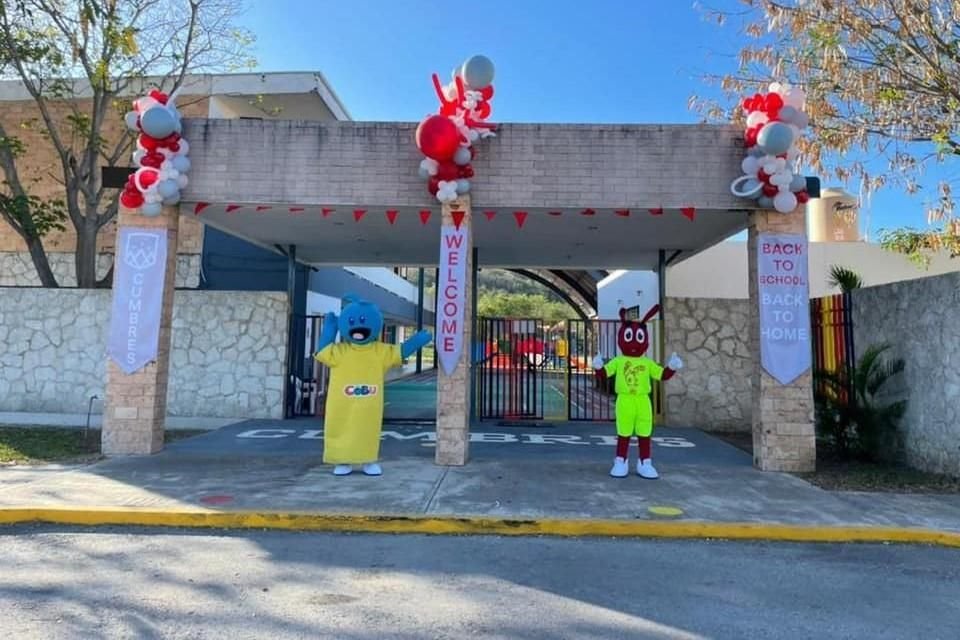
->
<box><xmin>344</xmin><ymin>385</ymin><xmax>378</xmax><ymax>397</ymax></box>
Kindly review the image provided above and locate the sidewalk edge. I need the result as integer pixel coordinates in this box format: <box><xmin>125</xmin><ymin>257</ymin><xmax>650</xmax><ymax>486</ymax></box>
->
<box><xmin>2</xmin><ymin>507</ymin><xmax>959</xmax><ymax>547</ymax></box>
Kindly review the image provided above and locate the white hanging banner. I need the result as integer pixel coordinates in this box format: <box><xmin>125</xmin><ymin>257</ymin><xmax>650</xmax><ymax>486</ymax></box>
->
<box><xmin>758</xmin><ymin>233</ymin><xmax>812</xmax><ymax>384</ymax></box>
<box><xmin>436</xmin><ymin>225</ymin><xmax>469</xmax><ymax>375</ymax></box>
<box><xmin>107</xmin><ymin>227</ymin><xmax>168</xmax><ymax>374</ymax></box>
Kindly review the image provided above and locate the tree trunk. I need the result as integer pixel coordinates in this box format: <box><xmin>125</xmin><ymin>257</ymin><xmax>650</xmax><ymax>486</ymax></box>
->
<box><xmin>74</xmin><ymin>221</ymin><xmax>99</xmax><ymax>288</ymax></box>
<box><xmin>25</xmin><ymin>235</ymin><xmax>59</xmax><ymax>288</ymax></box>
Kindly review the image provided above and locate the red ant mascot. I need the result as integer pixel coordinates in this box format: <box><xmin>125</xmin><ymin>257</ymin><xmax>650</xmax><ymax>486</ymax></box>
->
<box><xmin>592</xmin><ymin>305</ymin><xmax>683</xmax><ymax>479</ymax></box>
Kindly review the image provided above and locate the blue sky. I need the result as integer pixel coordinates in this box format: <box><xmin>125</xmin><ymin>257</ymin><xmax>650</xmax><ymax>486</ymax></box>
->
<box><xmin>239</xmin><ymin>0</ymin><xmax>946</xmax><ymax>240</ymax></box>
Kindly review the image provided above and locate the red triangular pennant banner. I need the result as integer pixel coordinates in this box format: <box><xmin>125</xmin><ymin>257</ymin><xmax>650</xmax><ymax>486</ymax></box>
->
<box><xmin>289</xmin><ymin>207</ymin><xmax>304</xmax><ymax>213</ymax></box>
<box><xmin>225</xmin><ymin>204</ymin><xmax>242</xmax><ymax>213</ymax></box>
<box><xmin>483</xmin><ymin>210</ymin><xmax>497</xmax><ymax>221</ymax></box>
<box><xmin>681</xmin><ymin>207</ymin><xmax>696</xmax><ymax>221</ymax></box>
<box><xmin>451</xmin><ymin>210</ymin><xmax>466</xmax><ymax>229</ymax></box>
<box><xmin>648</xmin><ymin>207</ymin><xmax>664</xmax><ymax>216</ymax></box>
<box><xmin>615</xmin><ymin>209</ymin><xmax>630</xmax><ymax>217</ymax></box>
<box><xmin>580</xmin><ymin>208</ymin><xmax>596</xmax><ymax>216</ymax></box>
<box><xmin>256</xmin><ymin>205</ymin><xmax>271</xmax><ymax>212</ymax></box>
<box><xmin>194</xmin><ymin>202</ymin><xmax>209</xmax><ymax>215</ymax></box>
<box><xmin>419</xmin><ymin>210</ymin><xmax>432</xmax><ymax>225</ymax></box>
<box><xmin>353</xmin><ymin>209</ymin><xmax>366</xmax><ymax>222</ymax></box>
<box><xmin>321</xmin><ymin>208</ymin><xmax>334</xmax><ymax>217</ymax></box>
<box><xmin>386</xmin><ymin>210</ymin><xmax>399</xmax><ymax>225</ymax></box>
<box><xmin>514</xmin><ymin>210</ymin><xmax>528</xmax><ymax>229</ymax></box>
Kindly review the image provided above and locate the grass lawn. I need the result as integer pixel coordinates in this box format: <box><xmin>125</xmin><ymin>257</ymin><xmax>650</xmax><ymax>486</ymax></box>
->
<box><xmin>0</xmin><ymin>426</ymin><xmax>205</xmax><ymax>465</ymax></box>
<box><xmin>713</xmin><ymin>432</ymin><xmax>960</xmax><ymax>494</ymax></box>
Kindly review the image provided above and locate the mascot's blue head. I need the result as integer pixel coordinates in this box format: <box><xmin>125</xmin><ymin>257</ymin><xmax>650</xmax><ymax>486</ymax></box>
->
<box><xmin>338</xmin><ymin>296</ymin><xmax>383</xmax><ymax>346</ymax></box>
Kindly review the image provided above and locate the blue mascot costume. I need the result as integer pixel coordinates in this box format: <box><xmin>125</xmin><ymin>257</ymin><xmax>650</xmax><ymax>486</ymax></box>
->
<box><xmin>314</xmin><ymin>296</ymin><xmax>432</xmax><ymax>476</ymax></box>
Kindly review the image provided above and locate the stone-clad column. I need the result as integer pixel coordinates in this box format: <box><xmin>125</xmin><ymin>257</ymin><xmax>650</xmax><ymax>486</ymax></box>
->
<box><xmin>435</xmin><ymin>197</ymin><xmax>473</xmax><ymax>466</ymax></box>
<box><xmin>102</xmin><ymin>205</ymin><xmax>180</xmax><ymax>455</ymax></box>
<box><xmin>748</xmin><ymin>208</ymin><xmax>816</xmax><ymax>472</ymax></box>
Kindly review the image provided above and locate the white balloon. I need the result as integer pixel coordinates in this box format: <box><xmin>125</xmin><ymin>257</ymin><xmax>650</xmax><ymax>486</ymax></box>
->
<box><xmin>771</xmin><ymin>171</ymin><xmax>792</xmax><ymax>186</ymax></box>
<box><xmin>159</xmin><ymin>147</ymin><xmax>174</xmax><ymax>158</ymax></box>
<box><xmin>746</xmin><ymin>111</ymin><xmax>769</xmax><ymax>128</ymax></box>
<box><xmin>789</xmin><ymin>124</ymin><xmax>801</xmax><ymax>139</ymax></box>
<box><xmin>774</xmin><ymin>190</ymin><xmax>798</xmax><ymax>213</ymax></box>
<box><xmin>785</xmin><ymin>88</ymin><xmax>806</xmax><ymax>109</ymax></box>
<box><xmin>741</xmin><ymin>156</ymin><xmax>761</xmax><ymax>175</ymax></box>
<box><xmin>177</xmin><ymin>174</ymin><xmax>189</xmax><ymax>188</ymax></box>
<box><xmin>141</xmin><ymin>202</ymin><xmax>163</xmax><ymax>217</ymax></box>
<box><xmin>468</xmin><ymin>129</ymin><xmax>479</xmax><ymax>142</ymax></box>
<box><xmin>786</xmin><ymin>146</ymin><xmax>800</xmax><ymax>162</ymax></box>
<box><xmin>768</xmin><ymin>82</ymin><xmax>783</xmax><ymax>94</ymax></box>
<box><xmin>132</xmin><ymin>150</ymin><xmax>146</xmax><ymax>164</ymax></box>
<box><xmin>177</xmin><ymin>139</ymin><xmax>190</xmax><ymax>155</ymax></box>
<box><xmin>420</xmin><ymin>157</ymin><xmax>439</xmax><ymax>176</ymax></box>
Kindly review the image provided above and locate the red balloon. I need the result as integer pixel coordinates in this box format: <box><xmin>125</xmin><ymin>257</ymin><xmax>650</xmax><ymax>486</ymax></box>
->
<box><xmin>797</xmin><ymin>190</ymin><xmax>810</xmax><ymax>204</ymax></box>
<box><xmin>765</xmin><ymin>92</ymin><xmax>784</xmax><ymax>111</ymax></box>
<box><xmin>427</xmin><ymin>176</ymin><xmax>440</xmax><ymax>196</ymax></box>
<box><xmin>745</xmin><ymin>129</ymin><xmax>759</xmax><ymax>147</ymax></box>
<box><xmin>437</xmin><ymin>161</ymin><xmax>459</xmax><ymax>181</ymax></box>
<box><xmin>149</xmin><ymin>89</ymin><xmax>169</xmax><ymax>105</ymax></box>
<box><xmin>169</xmin><ymin>142</ymin><xmax>180</xmax><ymax>152</ymax></box>
<box><xmin>138</xmin><ymin>169</ymin><xmax>159</xmax><ymax>189</ymax></box>
<box><xmin>762</xmin><ymin>183</ymin><xmax>778</xmax><ymax>197</ymax></box>
<box><xmin>758</xmin><ymin>170</ymin><xmax>771</xmax><ymax>183</ymax></box>
<box><xmin>139</xmin><ymin>134</ymin><xmax>159</xmax><ymax>151</ymax></box>
<box><xmin>459</xmin><ymin>164</ymin><xmax>475</xmax><ymax>178</ymax></box>
<box><xmin>416</xmin><ymin>115</ymin><xmax>460</xmax><ymax>161</ymax></box>
<box><xmin>480</xmin><ymin>85</ymin><xmax>494</xmax><ymax>101</ymax></box>
<box><xmin>141</xmin><ymin>153</ymin><xmax>163</xmax><ymax>169</ymax></box>
<box><xmin>121</xmin><ymin>190</ymin><xmax>144</xmax><ymax>209</ymax></box>
<box><xmin>475</xmin><ymin>102</ymin><xmax>491</xmax><ymax>120</ymax></box>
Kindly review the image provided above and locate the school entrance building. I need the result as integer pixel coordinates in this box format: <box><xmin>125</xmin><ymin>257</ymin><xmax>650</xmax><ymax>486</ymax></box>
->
<box><xmin>103</xmin><ymin>119</ymin><xmax>816</xmax><ymax>472</ymax></box>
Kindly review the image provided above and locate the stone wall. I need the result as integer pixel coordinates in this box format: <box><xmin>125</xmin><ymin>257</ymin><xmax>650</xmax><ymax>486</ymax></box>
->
<box><xmin>664</xmin><ymin>297</ymin><xmax>752</xmax><ymax>432</ymax></box>
<box><xmin>852</xmin><ymin>272</ymin><xmax>960</xmax><ymax>476</ymax></box>
<box><xmin>0</xmin><ymin>253</ymin><xmax>200</xmax><ymax>288</ymax></box>
<box><xmin>0</xmin><ymin>288</ymin><xmax>287</xmax><ymax>419</ymax></box>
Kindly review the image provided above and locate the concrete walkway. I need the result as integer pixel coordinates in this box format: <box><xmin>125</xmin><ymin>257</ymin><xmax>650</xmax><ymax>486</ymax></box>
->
<box><xmin>2</xmin><ymin>422</ymin><xmax>959</xmax><ymax>545</ymax></box>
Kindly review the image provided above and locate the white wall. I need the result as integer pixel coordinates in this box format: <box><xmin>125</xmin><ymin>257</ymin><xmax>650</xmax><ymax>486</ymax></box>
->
<box><xmin>667</xmin><ymin>241</ymin><xmax>960</xmax><ymax>299</ymax></box>
<box><xmin>344</xmin><ymin>266</ymin><xmax>421</xmax><ymax>304</ymax></box>
<box><xmin>597</xmin><ymin>270</ymin><xmax>660</xmax><ymax>320</ymax></box>
<box><xmin>306</xmin><ymin>292</ymin><xmax>341</xmax><ymax>316</ymax></box>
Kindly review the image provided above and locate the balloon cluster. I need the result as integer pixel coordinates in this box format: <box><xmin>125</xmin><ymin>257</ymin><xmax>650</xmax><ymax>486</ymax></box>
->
<box><xmin>119</xmin><ymin>89</ymin><xmax>191</xmax><ymax>216</ymax></box>
<box><xmin>729</xmin><ymin>83</ymin><xmax>811</xmax><ymax>213</ymax></box>
<box><xmin>415</xmin><ymin>55</ymin><xmax>497</xmax><ymax>203</ymax></box>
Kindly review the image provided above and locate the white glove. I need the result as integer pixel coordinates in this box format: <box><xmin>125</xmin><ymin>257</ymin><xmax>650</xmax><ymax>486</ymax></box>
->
<box><xmin>667</xmin><ymin>352</ymin><xmax>683</xmax><ymax>371</ymax></box>
<box><xmin>592</xmin><ymin>355</ymin><xmax>605</xmax><ymax>370</ymax></box>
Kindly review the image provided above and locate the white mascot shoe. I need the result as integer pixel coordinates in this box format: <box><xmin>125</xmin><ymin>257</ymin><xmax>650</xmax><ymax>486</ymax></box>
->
<box><xmin>362</xmin><ymin>462</ymin><xmax>383</xmax><ymax>476</ymax></box>
<box><xmin>333</xmin><ymin>464</ymin><xmax>353</xmax><ymax>476</ymax></box>
<box><xmin>637</xmin><ymin>458</ymin><xmax>659</xmax><ymax>479</ymax></box>
<box><xmin>609</xmin><ymin>456</ymin><xmax>629</xmax><ymax>478</ymax></box>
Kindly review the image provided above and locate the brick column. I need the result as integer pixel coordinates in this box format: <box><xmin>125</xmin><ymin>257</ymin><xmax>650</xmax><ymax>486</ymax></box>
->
<box><xmin>102</xmin><ymin>205</ymin><xmax>180</xmax><ymax>455</ymax></box>
<box><xmin>748</xmin><ymin>209</ymin><xmax>816</xmax><ymax>472</ymax></box>
<box><xmin>435</xmin><ymin>197</ymin><xmax>472</xmax><ymax>466</ymax></box>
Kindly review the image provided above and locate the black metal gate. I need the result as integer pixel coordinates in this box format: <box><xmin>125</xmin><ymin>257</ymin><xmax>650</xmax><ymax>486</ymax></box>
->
<box><xmin>566</xmin><ymin>318</ymin><xmax>664</xmax><ymax>422</ymax></box>
<box><xmin>476</xmin><ymin>317</ymin><xmax>546</xmax><ymax>421</ymax></box>
<box><xmin>286</xmin><ymin>314</ymin><xmax>328</xmax><ymax>418</ymax></box>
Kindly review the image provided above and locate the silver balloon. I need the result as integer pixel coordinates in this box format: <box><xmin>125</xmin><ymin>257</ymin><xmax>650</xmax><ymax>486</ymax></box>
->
<box><xmin>778</xmin><ymin>106</ymin><xmax>799</xmax><ymax>123</ymax></box>
<box><xmin>157</xmin><ymin>179</ymin><xmax>179</xmax><ymax>199</ymax></box>
<box><xmin>789</xmin><ymin>174</ymin><xmax>807</xmax><ymax>192</ymax></box>
<box><xmin>418</xmin><ymin>165</ymin><xmax>430</xmax><ymax>179</ymax></box>
<box><xmin>141</xmin><ymin>201</ymin><xmax>163</xmax><ymax>217</ymax></box>
<box><xmin>456</xmin><ymin>178</ymin><xmax>471</xmax><ymax>194</ymax></box>
<box><xmin>124</xmin><ymin>111</ymin><xmax>140</xmax><ymax>131</ymax></box>
<box><xmin>749</xmin><ymin>146</ymin><xmax>765</xmax><ymax>157</ymax></box>
<box><xmin>794</xmin><ymin>111</ymin><xmax>810</xmax><ymax>128</ymax></box>
<box><xmin>162</xmin><ymin>194</ymin><xmax>181</xmax><ymax>206</ymax></box>
<box><xmin>757</xmin><ymin>122</ymin><xmax>794</xmax><ymax>156</ymax></box>
<box><xmin>743</xmin><ymin>178</ymin><xmax>763</xmax><ymax>197</ymax></box>
<box><xmin>757</xmin><ymin>196</ymin><xmax>775</xmax><ymax>209</ymax></box>
<box><xmin>453</xmin><ymin>146</ymin><xmax>472</xmax><ymax>166</ymax></box>
<box><xmin>461</xmin><ymin>55</ymin><xmax>495</xmax><ymax>89</ymax></box>
<box><xmin>171</xmin><ymin>155</ymin><xmax>191</xmax><ymax>173</ymax></box>
<box><xmin>140</xmin><ymin>107</ymin><xmax>176</xmax><ymax>139</ymax></box>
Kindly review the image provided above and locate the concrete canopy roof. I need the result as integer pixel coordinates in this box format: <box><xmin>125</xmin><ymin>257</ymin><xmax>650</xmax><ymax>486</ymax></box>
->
<box><xmin>180</xmin><ymin>119</ymin><xmax>753</xmax><ymax>271</ymax></box>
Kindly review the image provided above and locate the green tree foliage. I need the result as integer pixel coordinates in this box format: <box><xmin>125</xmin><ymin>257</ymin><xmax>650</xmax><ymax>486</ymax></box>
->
<box><xmin>0</xmin><ymin>0</ymin><xmax>255</xmax><ymax>287</ymax></box>
<box><xmin>827</xmin><ymin>265</ymin><xmax>863</xmax><ymax>292</ymax></box>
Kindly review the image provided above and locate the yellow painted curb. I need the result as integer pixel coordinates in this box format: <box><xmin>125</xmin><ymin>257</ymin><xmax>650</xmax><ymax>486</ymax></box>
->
<box><xmin>1</xmin><ymin>507</ymin><xmax>959</xmax><ymax>547</ymax></box>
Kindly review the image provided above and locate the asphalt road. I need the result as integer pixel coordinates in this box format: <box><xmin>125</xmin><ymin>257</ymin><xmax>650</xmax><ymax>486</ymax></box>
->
<box><xmin>1</xmin><ymin>528</ymin><xmax>958</xmax><ymax>639</ymax></box>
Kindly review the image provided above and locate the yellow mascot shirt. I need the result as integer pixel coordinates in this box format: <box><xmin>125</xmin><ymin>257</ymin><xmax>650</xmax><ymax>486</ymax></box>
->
<box><xmin>315</xmin><ymin>342</ymin><xmax>402</xmax><ymax>464</ymax></box>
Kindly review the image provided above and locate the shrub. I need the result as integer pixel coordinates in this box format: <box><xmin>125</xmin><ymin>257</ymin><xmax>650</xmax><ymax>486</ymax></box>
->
<box><xmin>814</xmin><ymin>343</ymin><xmax>907</xmax><ymax>461</ymax></box>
